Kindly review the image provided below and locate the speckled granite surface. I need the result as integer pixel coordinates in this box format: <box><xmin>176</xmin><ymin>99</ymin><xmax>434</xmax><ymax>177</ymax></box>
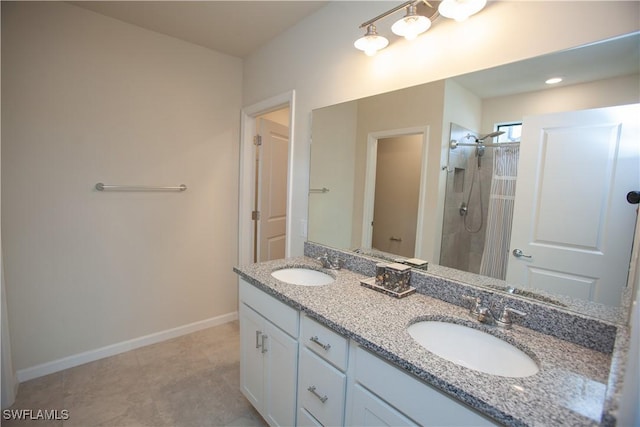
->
<box><xmin>233</xmin><ymin>255</ymin><xmax>624</xmax><ymax>426</ymax></box>
<box><xmin>337</xmin><ymin>245</ymin><xmax>628</xmax><ymax>325</ymax></box>
<box><xmin>305</xmin><ymin>243</ymin><xmax>620</xmax><ymax>353</ymax></box>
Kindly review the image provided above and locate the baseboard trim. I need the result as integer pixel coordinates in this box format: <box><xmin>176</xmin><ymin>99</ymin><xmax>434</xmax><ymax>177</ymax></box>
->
<box><xmin>16</xmin><ymin>311</ymin><xmax>238</xmax><ymax>383</ymax></box>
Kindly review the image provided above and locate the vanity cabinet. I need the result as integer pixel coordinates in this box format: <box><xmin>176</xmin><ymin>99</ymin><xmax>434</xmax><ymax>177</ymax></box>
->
<box><xmin>239</xmin><ymin>279</ymin><xmax>498</xmax><ymax>427</ymax></box>
<box><xmin>239</xmin><ymin>279</ymin><xmax>299</xmax><ymax>427</ymax></box>
<box><xmin>297</xmin><ymin>314</ymin><xmax>349</xmax><ymax>426</ymax></box>
<box><xmin>347</xmin><ymin>344</ymin><xmax>498</xmax><ymax>426</ymax></box>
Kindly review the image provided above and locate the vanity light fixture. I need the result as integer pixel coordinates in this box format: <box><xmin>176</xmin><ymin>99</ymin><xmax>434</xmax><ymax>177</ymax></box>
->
<box><xmin>391</xmin><ymin>4</ymin><xmax>432</xmax><ymax>40</ymax></box>
<box><xmin>354</xmin><ymin>24</ymin><xmax>389</xmax><ymax>56</ymax></box>
<box><xmin>438</xmin><ymin>0</ymin><xmax>487</xmax><ymax>22</ymax></box>
<box><xmin>545</xmin><ymin>77</ymin><xmax>563</xmax><ymax>85</ymax></box>
<box><xmin>355</xmin><ymin>0</ymin><xmax>487</xmax><ymax>56</ymax></box>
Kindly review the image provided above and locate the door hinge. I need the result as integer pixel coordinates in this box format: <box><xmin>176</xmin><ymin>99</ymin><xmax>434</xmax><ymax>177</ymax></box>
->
<box><xmin>254</xmin><ymin>134</ymin><xmax>262</xmax><ymax>146</ymax></box>
<box><xmin>252</xmin><ymin>210</ymin><xmax>261</xmax><ymax>220</ymax></box>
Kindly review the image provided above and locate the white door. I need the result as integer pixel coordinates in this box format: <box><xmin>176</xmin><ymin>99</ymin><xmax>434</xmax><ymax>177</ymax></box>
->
<box><xmin>256</xmin><ymin>118</ymin><xmax>289</xmax><ymax>262</ymax></box>
<box><xmin>506</xmin><ymin>104</ymin><xmax>639</xmax><ymax>306</ymax></box>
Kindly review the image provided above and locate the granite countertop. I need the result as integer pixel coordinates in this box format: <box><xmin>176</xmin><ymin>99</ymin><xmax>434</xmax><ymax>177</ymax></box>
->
<box><xmin>234</xmin><ymin>256</ymin><xmax>615</xmax><ymax>427</ymax></box>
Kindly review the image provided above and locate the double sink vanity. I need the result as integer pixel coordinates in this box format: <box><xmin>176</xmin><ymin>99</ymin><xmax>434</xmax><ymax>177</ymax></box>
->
<box><xmin>233</xmin><ymin>242</ymin><xmax>630</xmax><ymax>426</ymax></box>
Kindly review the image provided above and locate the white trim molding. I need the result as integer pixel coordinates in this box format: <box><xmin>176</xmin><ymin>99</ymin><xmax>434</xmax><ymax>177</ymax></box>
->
<box><xmin>238</xmin><ymin>90</ymin><xmax>296</xmax><ymax>266</ymax></box>
<box><xmin>361</xmin><ymin>126</ymin><xmax>430</xmax><ymax>258</ymax></box>
<box><xmin>16</xmin><ymin>312</ymin><xmax>238</xmax><ymax>383</ymax></box>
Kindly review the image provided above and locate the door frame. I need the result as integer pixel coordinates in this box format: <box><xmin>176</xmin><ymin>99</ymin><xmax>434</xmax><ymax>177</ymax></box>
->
<box><xmin>361</xmin><ymin>126</ymin><xmax>430</xmax><ymax>258</ymax></box>
<box><xmin>239</xmin><ymin>91</ymin><xmax>296</xmax><ymax>266</ymax></box>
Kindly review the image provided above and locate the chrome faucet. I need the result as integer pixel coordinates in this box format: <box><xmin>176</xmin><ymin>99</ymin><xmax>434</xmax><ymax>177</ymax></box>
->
<box><xmin>316</xmin><ymin>252</ymin><xmax>343</xmax><ymax>270</ymax></box>
<box><xmin>462</xmin><ymin>295</ymin><xmax>526</xmax><ymax>329</ymax></box>
<box><xmin>495</xmin><ymin>306</ymin><xmax>527</xmax><ymax>329</ymax></box>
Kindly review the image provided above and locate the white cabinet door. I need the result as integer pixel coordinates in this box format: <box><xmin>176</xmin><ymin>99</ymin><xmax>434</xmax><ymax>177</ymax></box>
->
<box><xmin>240</xmin><ymin>301</ymin><xmax>298</xmax><ymax>427</ymax></box>
<box><xmin>264</xmin><ymin>320</ymin><xmax>298</xmax><ymax>427</ymax></box>
<box><xmin>240</xmin><ymin>303</ymin><xmax>266</xmax><ymax>409</ymax></box>
<box><xmin>349</xmin><ymin>383</ymin><xmax>414</xmax><ymax>426</ymax></box>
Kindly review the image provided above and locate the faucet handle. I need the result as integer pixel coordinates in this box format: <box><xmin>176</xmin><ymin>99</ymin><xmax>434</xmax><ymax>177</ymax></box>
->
<box><xmin>329</xmin><ymin>255</ymin><xmax>343</xmax><ymax>270</ymax></box>
<box><xmin>461</xmin><ymin>295</ymin><xmax>481</xmax><ymax>313</ymax></box>
<box><xmin>316</xmin><ymin>252</ymin><xmax>330</xmax><ymax>268</ymax></box>
<box><xmin>317</xmin><ymin>252</ymin><xmax>343</xmax><ymax>270</ymax></box>
<box><xmin>496</xmin><ymin>307</ymin><xmax>527</xmax><ymax>329</ymax></box>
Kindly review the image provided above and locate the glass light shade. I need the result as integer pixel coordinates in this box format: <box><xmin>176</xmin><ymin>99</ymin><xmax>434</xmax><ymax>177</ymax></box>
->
<box><xmin>354</xmin><ymin>25</ymin><xmax>389</xmax><ymax>56</ymax></box>
<box><xmin>438</xmin><ymin>0</ymin><xmax>487</xmax><ymax>22</ymax></box>
<box><xmin>391</xmin><ymin>14</ymin><xmax>431</xmax><ymax>41</ymax></box>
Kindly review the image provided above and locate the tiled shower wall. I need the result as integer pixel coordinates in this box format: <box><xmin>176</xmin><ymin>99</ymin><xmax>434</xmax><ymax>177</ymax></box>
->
<box><xmin>439</xmin><ymin>123</ymin><xmax>492</xmax><ymax>274</ymax></box>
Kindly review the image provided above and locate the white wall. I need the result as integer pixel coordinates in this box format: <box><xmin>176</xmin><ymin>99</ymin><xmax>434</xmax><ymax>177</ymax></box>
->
<box><xmin>308</xmin><ymin>100</ymin><xmax>358</xmax><ymax>248</ymax></box>
<box><xmin>481</xmin><ymin>74</ymin><xmax>640</xmax><ymax>133</ymax></box>
<box><xmin>354</xmin><ymin>81</ymin><xmax>445</xmax><ymax>259</ymax></box>
<box><xmin>2</xmin><ymin>2</ymin><xmax>242</xmax><ymax>374</ymax></box>
<box><xmin>617</xmin><ymin>213</ymin><xmax>640</xmax><ymax>425</ymax></box>
<box><xmin>243</xmin><ymin>0</ymin><xmax>640</xmax><ymax>257</ymax></box>
<box><xmin>0</xmin><ymin>2</ymin><xmax>17</xmax><ymax>405</ymax></box>
<box><xmin>260</xmin><ymin>108</ymin><xmax>290</xmax><ymax>127</ymax></box>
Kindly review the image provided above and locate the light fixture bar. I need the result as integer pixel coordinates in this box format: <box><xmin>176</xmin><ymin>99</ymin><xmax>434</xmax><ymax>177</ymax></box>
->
<box><xmin>359</xmin><ymin>0</ymin><xmax>420</xmax><ymax>28</ymax></box>
<box><xmin>356</xmin><ymin>0</ymin><xmax>467</xmax><ymax>56</ymax></box>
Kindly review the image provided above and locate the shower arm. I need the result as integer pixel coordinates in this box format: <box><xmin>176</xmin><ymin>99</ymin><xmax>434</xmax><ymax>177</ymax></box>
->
<box><xmin>450</xmin><ymin>131</ymin><xmax>516</xmax><ymax>150</ymax></box>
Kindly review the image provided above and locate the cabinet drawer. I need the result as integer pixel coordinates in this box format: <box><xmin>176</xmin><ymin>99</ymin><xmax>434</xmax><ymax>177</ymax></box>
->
<box><xmin>301</xmin><ymin>314</ymin><xmax>348</xmax><ymax>371</ymax></box>
<box><xmin>298</xmin><ymin>347</ymin><xmax>346</xmax><ymax>427</ymax></box>
<box><xmin>298</xmin><ymin>408</ymin><xmax>323</xmax><ymax>427</ymax></box>
<box><xmin>353</xmin><ymin>345</ymin><xmax>497</xmax><ymax>426</ymax></box>
<box><xmin>349</xmin><ymin>383</ymin><xmax>414</xmax><ymax>426</ymax></box>
<box><xmin>239</xmin><ymin>279</ymin><xmax>299</xmax><ymax>338</ymax></box>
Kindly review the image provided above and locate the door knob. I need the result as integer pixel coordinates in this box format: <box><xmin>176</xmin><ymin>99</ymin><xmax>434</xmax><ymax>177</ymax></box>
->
<box><xmin>512</xmin><ymin>249</ymin><xmax>532</xmax><ymax>259</ymax></box>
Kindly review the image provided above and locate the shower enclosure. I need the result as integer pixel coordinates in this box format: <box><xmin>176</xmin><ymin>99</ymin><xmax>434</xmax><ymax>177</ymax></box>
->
<box><xmin>439</xmin><ymin>123</ymin><xmax>520</xmax><ymax>280</ymax></box>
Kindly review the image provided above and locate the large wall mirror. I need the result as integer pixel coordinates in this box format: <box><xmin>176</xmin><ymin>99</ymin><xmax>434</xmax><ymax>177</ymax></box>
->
<box><xmin>308</xmin><ymin>32</ymin><xmax>640</xmax><ymax>317</ymax></box>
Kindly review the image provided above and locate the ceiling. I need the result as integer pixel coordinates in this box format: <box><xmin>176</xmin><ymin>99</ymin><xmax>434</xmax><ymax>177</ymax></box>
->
<box><xmin>70</xmin><ymin>1</ymin><xmax>328</xmax><ymax>58</ymax></box>
<box><xmin>452</xmin><ymin>32</ymin><xmax>640</xmax><ymax>99</ymax></box>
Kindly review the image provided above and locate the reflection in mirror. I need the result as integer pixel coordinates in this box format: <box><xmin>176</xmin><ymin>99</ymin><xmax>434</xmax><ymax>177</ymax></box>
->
<box><xmin>371</xmin><ymin>134</ymin><xmax>423</xmax><ymax>258</ymax></box>
<box><xmin>308</xmin><ymin>32</ymin><xmax>640</xmax><ymax>315</ymax></box>
<box><xmin>440</xmin><ymin>123</ymin><xmax>511</xmax><ymax>277</ymax></box>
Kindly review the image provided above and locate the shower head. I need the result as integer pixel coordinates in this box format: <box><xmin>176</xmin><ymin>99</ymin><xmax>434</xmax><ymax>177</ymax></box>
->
<box><xmin>477</xmin><ymin>131</ymin><xmax>505</xmax><ymax>141</ymax></box>
<box><xmin>464</xmin><ymin>131</ymin><xmax>505</xmax><ymax>143</ymax></box>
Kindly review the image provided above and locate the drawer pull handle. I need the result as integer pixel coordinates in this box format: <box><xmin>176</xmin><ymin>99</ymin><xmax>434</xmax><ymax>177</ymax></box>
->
<box><xmin>255</xmin><ymin>331</ymin><xmax>262</xmax><ymax>349</ymax></box>
<box><xmin>261</xmin><ymin>334</ymin><xmax>268</xmax><ymax>354</ymax></box>
<box><xmin>307</xmin><ymin>385</ymin><xmax>328</xmax><ymax>403</ymax></box>
<box><xmin>310</xmin><ymin>336</ymin><xmax>331</xmax><ymax>351</ymax></box>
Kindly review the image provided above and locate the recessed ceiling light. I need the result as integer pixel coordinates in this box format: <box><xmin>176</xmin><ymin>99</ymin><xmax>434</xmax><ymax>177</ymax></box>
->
<box><xmin>545</xmin><ymin>77</ymin><xmax>563</xmax><ymax>85</ymax></box>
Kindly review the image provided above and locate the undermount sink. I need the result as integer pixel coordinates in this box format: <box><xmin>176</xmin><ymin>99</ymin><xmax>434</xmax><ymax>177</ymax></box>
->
<box><xmin>407</xmin><ymin>321</ymin><xmax>539</xmax><ymax>378</ymax></box>
<box><xmin>271</xmin><ymin>268</ymin><xmax>335</xmax><ymax>286</ymax></box>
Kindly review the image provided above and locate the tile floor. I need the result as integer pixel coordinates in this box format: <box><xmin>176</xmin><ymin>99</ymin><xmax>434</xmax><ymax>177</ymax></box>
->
<box><xmin>3</xmin><ymin>321</ymin><xmax>268</xmax><ymax>427</ymax></box>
